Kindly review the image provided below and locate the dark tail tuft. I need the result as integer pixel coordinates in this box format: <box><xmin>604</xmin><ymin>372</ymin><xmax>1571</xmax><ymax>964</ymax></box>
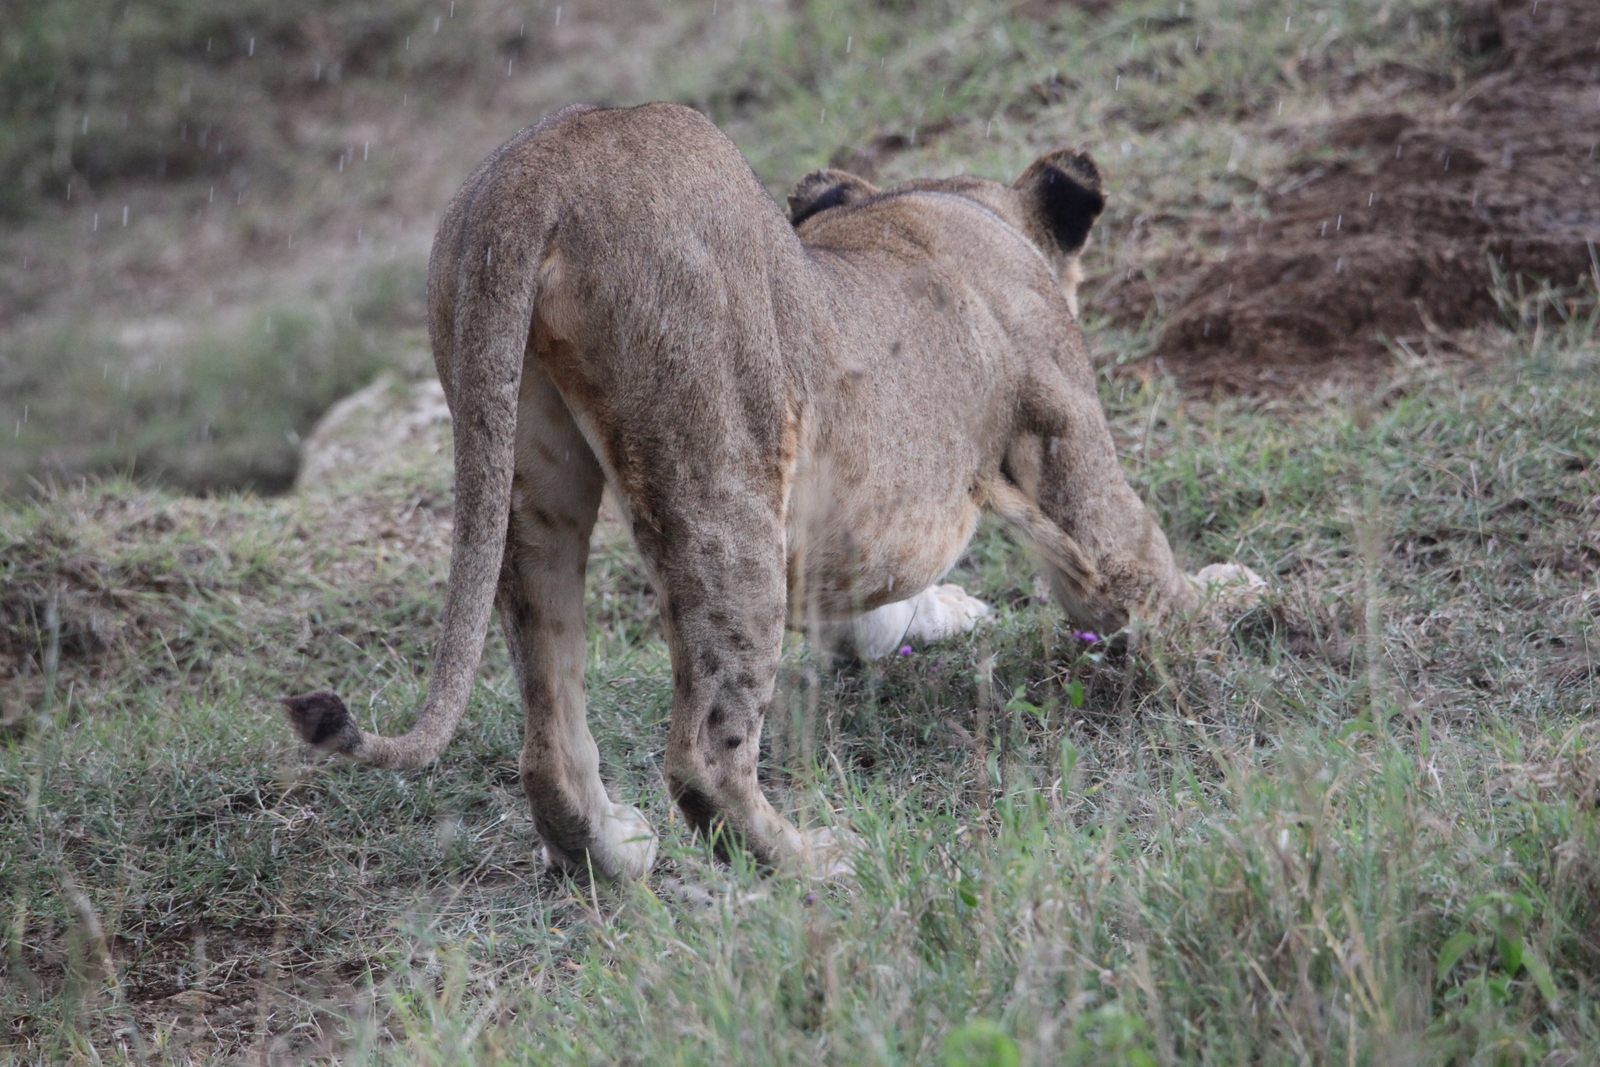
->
<box><xmin>281</xmin><ymin>691</ymin><xmax>360</xmax><ymax>753</ymax></box>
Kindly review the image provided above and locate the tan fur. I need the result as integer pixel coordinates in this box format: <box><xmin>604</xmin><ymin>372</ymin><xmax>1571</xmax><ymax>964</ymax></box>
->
<box><xmin>283</xmin><ymin>103</ymin><xmax>1197</xmax><ymax>880</ymax></box>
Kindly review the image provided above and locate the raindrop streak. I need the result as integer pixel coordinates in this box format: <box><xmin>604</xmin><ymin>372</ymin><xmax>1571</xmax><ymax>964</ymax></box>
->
<box><xmin>122</xmin><ymin>206</ymin><xmax>129</xmax><ymax>227</ymax></box>
<box><xmin>556</xmin><ymin>6</ymin><xmax>562</xmax><ymax>24</ymax></box>
<box><xmin>986</xmin><ymin>121</ymin><xmax>993</xmax><ymax>137</ymax></box>
<box><xmin>846</xmin><ymin>35</ymin><xmax>852</xmax><ymax>53</ymax></box>
<box><xmin>508</xmin><ymin>59</ymin><xmax>514</xmax><ymax>75</ymax></box>
<box><xmin>1285</xmin><ymin>15</ymin><xmax>1292</xmax><ymax>30</ymax></box>
<box><xmin>209</xmin><ymin>187</ymin><xmax>215</xmax><ymax>202</ymax></box>
<box><xmin>93</xmin><ymin>213</ymin><xmax>99</xmax><ymax>231</ymax></box>
<box><xmin>712</xmin><ymin>0</ymin><xmax>717</xmax><ymax>14</ymax></box>
<box><xmin>81</xmin><ymin>115</ymin><xmax>89</xmax><ymax>135</ymax></box>
<box><xmin>820</xmin><ymin>109</ymin><xmax>826</xmax><ymax>124</ymax></box>
<box><xmin>1336</xmin><ymin>215</ymin><xmax>1342</xmax><ymax>230</ymax></box>
<box><xmin>248</xmin><ymin>36</ymin><xmax>255</xmax><ymax>56</ymax></box>
<box><xmin>1115</xmin><ymin>76</ymin><xmax>1121</xmax><ymax>90</ymax></box>
<box><xmin>1369</xmin><ymin>192</ymin><xmax>1374</xmax><ymax>205</ymax></box>
<box><xmin>364</xmin><ymin>141</ymin><xmax>370</xmax><ymax>160</ymax></box>
<box><xmin>1278</xmin><ymin>101</ymin><xmax>1284</xmax><ymax>116</ymax></box>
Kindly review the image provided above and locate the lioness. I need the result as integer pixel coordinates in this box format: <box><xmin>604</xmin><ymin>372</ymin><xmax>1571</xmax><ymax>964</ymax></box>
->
<box><xmin>284</xmin><ymin>102</ymin><xmax>1205</xmax><ymax>881</ymax></box>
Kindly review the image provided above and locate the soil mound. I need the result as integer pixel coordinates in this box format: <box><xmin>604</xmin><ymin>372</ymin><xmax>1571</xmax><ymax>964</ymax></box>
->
<box><xmin>1145</xmin><ymin>0</ymin><xmax>1600</xmax><ymax>393</ymax></box>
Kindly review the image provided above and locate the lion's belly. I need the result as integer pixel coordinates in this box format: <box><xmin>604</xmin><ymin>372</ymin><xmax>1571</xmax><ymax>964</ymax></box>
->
<box><xmin>785</xmin><ymin>292</ymin><xmax>1016</xmax><ymax>621</ymax></box>
<box><xmin>785</xmin><ymin>468</ymin><xmax>984</xmax><ymax>622</ymax></box>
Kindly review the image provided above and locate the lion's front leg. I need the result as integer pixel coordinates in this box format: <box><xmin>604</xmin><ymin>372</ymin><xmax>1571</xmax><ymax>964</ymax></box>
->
<box><xmin>1024</xmin><ymin>375</ymin><xmax>1198</xmax><ymax>631</ymax></box>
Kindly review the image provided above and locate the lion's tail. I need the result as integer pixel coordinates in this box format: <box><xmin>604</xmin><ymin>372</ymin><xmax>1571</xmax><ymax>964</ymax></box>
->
<box><xmin>284</xmin><ymin>130</ymin><xmax>558</xmax><ymax>770</ymax></box>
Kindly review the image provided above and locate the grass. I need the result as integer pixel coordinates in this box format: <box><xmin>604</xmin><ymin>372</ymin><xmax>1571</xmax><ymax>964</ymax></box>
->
<box><xmin>0</xmin><ymin>0</ymin><xmax>513</xmax><ymax>216</ymax></box>
<box><xmin>681</xmin><ymin>0</ymin><xmax>1470</xmax><ymax>236</ymax></box>
<box><xmin>0</xmin><ymin>0</ymin><xmax>683</xmax><ymax>497</ymax></box>
<box><xmin>0</xmin><ymin>257</ymin><xmax>430</xmax><ymax>495</ymax></box>
<box><xmin>4</xmin><ymin>293</ymin><xmax>1599</xmax><ymax>1062</ymax></box>
<box><xmin>6</xmin><ymin>0</ymin><xmax>1600</xmax><ymax>1062</ymax></box>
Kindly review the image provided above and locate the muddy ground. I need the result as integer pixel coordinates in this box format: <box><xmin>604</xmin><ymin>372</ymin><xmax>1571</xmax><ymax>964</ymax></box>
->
<box><xmin>1111</xmin><ymin>0</ymin><xmax>1600</xmax><ymax>392</ymax></box>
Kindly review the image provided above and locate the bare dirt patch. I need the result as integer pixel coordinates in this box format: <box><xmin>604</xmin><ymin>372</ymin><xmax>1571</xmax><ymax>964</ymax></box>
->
<box><xmin>1130</xmin><ymin>0</ymin><xmax>1600</xmax><ymax>393</ymax></box>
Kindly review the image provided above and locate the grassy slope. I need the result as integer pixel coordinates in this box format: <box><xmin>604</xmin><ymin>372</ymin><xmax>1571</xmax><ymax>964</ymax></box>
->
<box><xmin>0</xmin><ymin>0</ymin><xmax>1463</xmax><ymax>495</ymax></box>
<box><xmin>0</xmin><ymin>0</ymin><xmax>696</xmax><ymax>495</ymax></box>
<box><xmin>5</xmin><ymin>0</ymin><xmax>1600</xmax><ymax>1063</ymax></box>
<box><xmin>6</xmin><ymin>312</ymin><xmax>1598</xmax><ymax>1064</ymax></box>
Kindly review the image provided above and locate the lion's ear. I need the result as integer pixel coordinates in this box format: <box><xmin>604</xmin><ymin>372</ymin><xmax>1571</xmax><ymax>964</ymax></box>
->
<box><xmin>1011</xmin><ymin>150</ymin><xmax>1105</xmax><ymax>256</ymax></box>
<box><xmin>788</xmin><ymin>169</ymin><xmax>879</xmax><ymax>227</ymax></box>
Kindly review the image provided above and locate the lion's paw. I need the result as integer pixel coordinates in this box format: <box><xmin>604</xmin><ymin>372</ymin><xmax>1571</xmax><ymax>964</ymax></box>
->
<box><xmin>781</xmin><ymin>825</ymin><xmax>858</xmax><ymax>882</ymax></box>
<box><xmin>1188</xmin><ymin>563</ymin><xmax>1267</xmax><ymax>613</ymax></box>
<box><xmin>539</xmin><ymin>802</ymin><xmax>657</xmax><ymax>882</ymax></box>
<box><xmin>604</xmin><ymin>803</ymin><xmax>659</xmax><ymax>880</ymax></box>
<box><xmin>905</xmin><ymin>583</ymin><xmax>992</xmax><ymax>643</ymax></box>
<box><xmin>825</xmin><ymin>583</ymin><xmax>991</xmax><ymax>660</ymax></box>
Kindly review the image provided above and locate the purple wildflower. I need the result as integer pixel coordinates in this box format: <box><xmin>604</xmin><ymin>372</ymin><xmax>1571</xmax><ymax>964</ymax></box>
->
<box><xmin>898</xmin><ymin>645</ymin><xmax>914</xmax><ymax>657</ymax></box>
<box><xmin>1074</xmin><ymin>631</ymin><xmax>1100</xmax><ymax>644</ymax></box>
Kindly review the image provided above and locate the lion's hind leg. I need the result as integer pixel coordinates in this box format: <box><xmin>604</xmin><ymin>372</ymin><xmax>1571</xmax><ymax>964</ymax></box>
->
<box><xmin>606</xmin><ymin>424</ymin><xmax>848</xmax><ymax>872</ymax></box>
<box><xmin>500</xmin><ymin>368</ymin><xmax>656</xmax><ymax>881</ymax></box>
